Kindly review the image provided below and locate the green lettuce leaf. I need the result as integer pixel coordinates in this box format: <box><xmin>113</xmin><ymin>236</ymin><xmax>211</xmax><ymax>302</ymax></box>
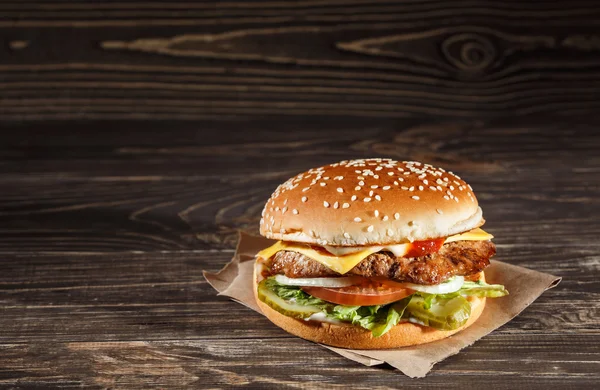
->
<box><xmin>259</xmin><ymin>276</ymin><xmax>508</xmax><ymax>337</ymax></box>
<box><xmin>459</xmin><ymin>280</ymin><xmax>509</xmax><ymax>298</ymax></box>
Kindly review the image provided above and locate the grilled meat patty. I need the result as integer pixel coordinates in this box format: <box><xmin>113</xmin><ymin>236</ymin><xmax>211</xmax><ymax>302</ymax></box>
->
<box><xmin>268</xmin><ymin>240</ymin><xmax>495</xmax><ymax>285</ymax></box>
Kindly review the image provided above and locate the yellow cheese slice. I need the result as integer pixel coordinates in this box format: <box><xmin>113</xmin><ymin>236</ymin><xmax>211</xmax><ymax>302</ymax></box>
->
<box><xmin>257</xmin><ymin>241</ymin><xmax>380</xmax><ymax>275</ymax></box>
<box><xmin>256</xmin><ymin>228</ymin><xmax>493</xmax><ymax>275</ymax></box>
<box><xmin>444</xmin><ymin>228</ymin><xmax>494</xmax><ymax>243</ymax></box>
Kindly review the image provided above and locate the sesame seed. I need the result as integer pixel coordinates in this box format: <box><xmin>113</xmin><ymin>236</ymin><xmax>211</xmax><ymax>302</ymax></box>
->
<box><xmin>355</xmin><ymin>186</ymin><xmax>361</xmax><ymax>191</ymax></box>
<box><xmin>429</xmin><ymin>186</ymin><xmax>437</xmax><ymax>191</ymax></box>
<box><xmin>450</xmin><ymin>185</ymin><xmax>455</xmax><ymax>190</ymax></box>
<box><xmin>293</xmin><ymin>209</ymin><xmax>299</xmax><ymax>215</ymax></box>
<box><xmin>394</xmin><ymin>213</ymin><xmax>400</xmax><ymax>220</ymax></box>
<box><xmin>337</xmin><ymin>187</ymin><xmax>344</xmax><ymax>193</ymax></box>
<box><xmin>412</xmin><ymin>195</ymin><xmax>420</xmax><ymax>200</ymax></box>
<box><xmin>419</xmin><ymin>185</ymin><xmax>424</xmax><ymax>191</ymax></box>
<box><xmin>468</xmin><ymin>184</ymin><xmax>473</xmax><ymax>191</ymax></box>
<box><xmin>387</xmin><ymin>228</ymin><xmax>394</xmax><ymax>236</ymax></box>
<box><xmin>351</xmin><ymin>195</ymin><xmax>357</xmax><ymax>201</ymax></box>
<box><xmin>394</xmin><ymin>181</ymin><xmax>399</xmax><ymax>185</ymax></box>
<box><xmin>344</xmin><ymin>232</ymin><xmax>351</xmax><ymax>239</ymax></box>
<box><xmin>371</xmin><ymin>185</ymin><xmax>378</xmax><ymax>189</ymax></box>
<box><xmin>444</xmin><ymin>195</ymin><xmax>450</xmax><ymax>200</ymax></box>
<box><xmin>455</xmin><ymin>197</ymin><xmax>459</xmax><ymax>203</ymax></box>
<box><xmin>302</xmin><ymin>187</ymin><xmax>310</xmax><ymax>192</ymax></box>
<box><xmin>374</xmin><ymin>210</ymin><xmax>379</xmax><ymax>217</ymax></box>
<box><xmin>373</xmin><ymin>175</ymin><xmax>379</xmax><ymax>179</ymax></box>
<box><xmin>364</xmin><ymin>197</ymin><xmax>372</xmax><ymax>202</ymax></box>
<box><xmin>375</xmin><ymin>166</ymin><xmax>383</xmax><ymax>171</ymax></box>
<box><xmin>388</xmin><ymin>172</ymin><xmax>394</xmax><ymax>176</ymax></box>
<box><xmin>283</xmin><ymin>199</ymin><xmax>288</xmax><ymax>205</ymax></box>
<box><xmin>382</xmin><ymin>215</ymin><xmax>389</xmax><ymax>221</ymax></box>
<box><xmin>323</xmin><ymin>201</ymin><xmax>330</xmax><ymax>208</ymax></box>
<box><xmin>354</xmin><ymin>217</ymin><xmax>362</xmax><ymax>222</ymax></box>
<box><xmin>375</xmin><ymin>195</ymin><xmax>381</xmax><ymax>201</ymax></box>
<box><xmin>367</xmin><ymin>225</ymin><xmax>374</xmax><ymax>232</ymax></box>
<box><xmin>342</xmin><ymin>202</ymin><xmax>350</xmax><ymax>209</ymax></box>
<box><xmin>423</xmin><ymin>179</ymin><xmax>428</xmax><ymax>185</ymax></box>
<box><xmin>334</xmin><ymin>201</ymin><xmax>339</xmax><ymax>209</ymax></box>
<box><xmin>359</xmin><ymin>181</ymin><xmax>365</xmax><ymax>186</ymax></box>
<box><xmin>443</xmin><ymin>177</ymin><xmax>449</xmax><ymax>182</ymax></box>
<box><xmin>409</xmin><ymin>186</ymin><xmax>414</xmax><ymax>191</ymax></box>
<box><xmin>282</xmin><ymin>206</ymin><xmax>288</xmax><ymax>214</ymax></box>
<box><xmin>398</xmin><ymin>178</ymin><xmax>404</xmax><ymax>182</ymax></box>
<box><xmin>369</xmin><ymin>190</ymin><xmax>374</xmax><ymax>196</ymax></box>
<box><xmin>437</xmin><ymin>186</ymin><xmax>443</xmax><ymax>191</ymax></box>
<box><xmin>418</xmin><ymin>174</ymin><xmax>426</xmax><ymax>179</ymax></box>
<box><xmin>275</xmin><ymin>206</ymin><xmax>280</xmax><ymax>211</ymax></box>
<box><xmin>401</xmin><ymin>186</ymin><xmax>408</xmax><ymax>190</ymax></box>
<box><xmin>320</xmin><ymin>182</ymin><xmax>326</xmax><ymax>187</ymax></box>
<box><xmin>383</xmin><ymin>186</ymin><xmax>391</xmax><ymax>190</ymax></box>
<box><xmin>301</xmin><ymin>196</ymin><xmax>308</xmax><ymax>202</ymax></box>
<box><xmin>436</xmin><ymin>179</ymin><xmax>444</xmax><ymax>185</ymax></box>
<box><xmin>436</xmin><ymin>209</ymin><xmax>443</xmax><ymax>214</ymax></box>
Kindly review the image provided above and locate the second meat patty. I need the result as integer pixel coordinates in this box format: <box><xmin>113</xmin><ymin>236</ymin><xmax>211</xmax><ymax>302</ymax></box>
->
<box><xmin>268</xmin><ymin>240</ymin><xmax>496</xmax><ymax>285</ymax></box>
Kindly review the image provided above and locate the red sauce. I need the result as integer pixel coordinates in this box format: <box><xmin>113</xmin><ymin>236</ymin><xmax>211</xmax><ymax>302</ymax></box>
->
<box><xmin>405</xmin><ymin>238</ymin><xmax>445</xmax><ymax>258</ymax></box>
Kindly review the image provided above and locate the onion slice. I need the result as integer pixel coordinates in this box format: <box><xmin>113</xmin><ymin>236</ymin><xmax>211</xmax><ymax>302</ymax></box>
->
<box><xmin>403</xmin><ymin>276</ymin><xmax>465</xmax><ymax>294</ymax></box>
<box><xmin>274</xmin><ymin>274</ymin><xmax>360</xmax><ymax>288</ymax></box>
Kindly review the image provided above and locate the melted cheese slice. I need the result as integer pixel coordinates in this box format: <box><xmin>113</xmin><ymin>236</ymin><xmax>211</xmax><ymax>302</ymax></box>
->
<box><xmin>257</xmin><ymin>241</ymin><xmax>380</xmax><ymax>274</ymax></box>
<box><xmin>444</xmin><ymin>227</ymin><xmax>493</xmax><ymax>243</ymax></box>
<box><xmin>256</xmin><ymin>228</ymin><xmax>493</xmax><ymax>275</ymax></box>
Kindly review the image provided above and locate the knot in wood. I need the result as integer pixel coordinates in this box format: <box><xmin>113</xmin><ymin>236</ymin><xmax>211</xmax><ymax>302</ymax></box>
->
<box><xmin>441</xmin><ymin>33</ymin><xmax>496</xmax><ymax>72</ymax></box>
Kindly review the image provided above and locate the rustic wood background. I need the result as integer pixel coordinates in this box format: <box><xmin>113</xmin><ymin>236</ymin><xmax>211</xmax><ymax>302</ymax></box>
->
<box><xmin>2</xmin><ymin>0</ymin><xmax>600</xmax><ymax>119</ymax></box>
<box><xmin>1</xmin><ymin>0</ymin><xmax>600</xmax><ymax>388</ymax></box>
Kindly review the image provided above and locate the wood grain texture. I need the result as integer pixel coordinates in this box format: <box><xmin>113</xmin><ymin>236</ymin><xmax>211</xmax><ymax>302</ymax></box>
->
<box><xmin>2</xmin><ymin>0</ymin><xmax>600</xmax><ymax>387</ymax></box>
<box><xmin>0</xmin><ymin>120</ymin><xmax>597</xmax><ymax>252</ymax></box>
<box><xmin>2</xmin><ymin>1</ymin><xmax>600</xmax><ymax>119</ymax></box>
<box><xmin>0</xmin><ymin>118</ymin><xmax>599</xmax><ymax>387</ymax></box>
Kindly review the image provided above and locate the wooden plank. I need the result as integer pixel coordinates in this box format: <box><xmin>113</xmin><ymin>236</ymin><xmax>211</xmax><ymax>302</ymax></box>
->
<box><xmin>0</xmin><ymin>123</ymin><xmax>598</xmax><ymax>252</ymax></box>
<box><xmin>1</xmin><ymin>335</ymin><xmax>599</xmax><ymax>389</ymax></box>
<box><xmin>1</xmin><ymin>2</ymin><xmax>600</xmax><ymax>119</ymax></box>
<box><xmin>0</xmin><ymin>250</ymin><xmax>597</xmax><ymax>344</ymax></box>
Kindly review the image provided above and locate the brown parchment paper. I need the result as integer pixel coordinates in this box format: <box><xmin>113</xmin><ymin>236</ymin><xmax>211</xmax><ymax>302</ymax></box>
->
<box><xmin>203</xmin><ymin>232</ymin><xmax>561</xmax><ymax>378</ymax></box>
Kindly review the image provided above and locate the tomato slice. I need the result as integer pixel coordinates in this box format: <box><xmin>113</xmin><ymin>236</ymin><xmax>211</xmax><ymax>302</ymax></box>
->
<box><xmin>405</xmin><ymin>238</ymin><xmax>445</xmax><ymax>258</ymax></box>
<box><xmin>302</xmin><ymin>279</ymin><xmax>414</xmax><ymax>306</ymax></box>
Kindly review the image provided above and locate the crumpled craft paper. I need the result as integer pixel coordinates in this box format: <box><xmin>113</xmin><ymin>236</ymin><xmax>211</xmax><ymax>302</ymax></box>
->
<box><xmin>203</xmin><ymin>232</ymin><xmax>561</xmax><ymax>378</ymax></box>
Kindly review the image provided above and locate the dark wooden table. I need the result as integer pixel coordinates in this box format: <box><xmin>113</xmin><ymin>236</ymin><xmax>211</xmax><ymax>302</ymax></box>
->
<box><xmin>2</xmin><ymin>1</ymin><xmax>600</xmax><ymax>388</ymax></box>
<box><xmin>1</xmin><ymin>120</ymin><xmax>598</xmax><ymax>388</ymax></box>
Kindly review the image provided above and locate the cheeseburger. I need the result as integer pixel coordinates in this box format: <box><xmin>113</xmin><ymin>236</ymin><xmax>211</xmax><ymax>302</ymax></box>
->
<box><xmin>254</xmin><ymin>159</ymin><xmax>507</xmax><ymax>349</ymax></box>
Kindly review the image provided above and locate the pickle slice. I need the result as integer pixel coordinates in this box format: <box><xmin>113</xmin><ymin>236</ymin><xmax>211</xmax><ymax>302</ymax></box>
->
<box><xmin>257</xmin><ymin>279</ymin><xmax>322</xmax><ymax>319</ymax></box>
<box><xmin>406</xmin><ymin>294</ymin><xmax>471</xmax><ymax>330</ymax></box>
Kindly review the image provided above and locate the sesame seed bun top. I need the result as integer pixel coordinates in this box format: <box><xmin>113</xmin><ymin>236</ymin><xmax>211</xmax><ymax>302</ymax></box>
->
<box><xmin>259</xmin><ymin>158</ymin><xmax>484</xmax><ymax>246</ymax></box>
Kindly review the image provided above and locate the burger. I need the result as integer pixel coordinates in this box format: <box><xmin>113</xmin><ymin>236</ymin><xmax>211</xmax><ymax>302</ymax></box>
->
<box><xmin>254</xmin><ymin>158</ymin><xmax>508</xmax><ymax>349</ymax></box>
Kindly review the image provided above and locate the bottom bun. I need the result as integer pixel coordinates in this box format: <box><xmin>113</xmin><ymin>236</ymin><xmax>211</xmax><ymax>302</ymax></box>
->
<box><xmin>254</xmin><ymin>266</ymin><xmax>486</xmax><ymax>349</ymax></box>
